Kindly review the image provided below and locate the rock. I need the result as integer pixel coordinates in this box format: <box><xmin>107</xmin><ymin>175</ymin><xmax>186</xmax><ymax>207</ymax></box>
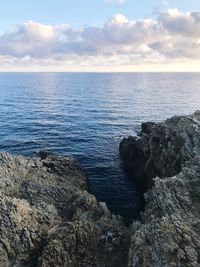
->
<box><xmin>2</xmin><ymin>110</ymin><xmax>200</xmax><ymax>266</ymax></box>
<box><xmin>119</xmin><ymin>136</ymin><xmax>150</xmax><ymax>192</ymax></box>
<box><xmin>0</xmin><ymin>152</ymin><xmax>129</xmax><ymax>266</ymax></box>
<box><xmin>120</xmin><ymin>110</ymin><xmax>200</xmax><ymax>266</ymax></box>
<box><xmin>119</xmin><ymin>111</ymin><xmax>200</xmax><ymax>191</ymax></box>
<box><xmin>141</xmin><ymin>122</ymin><xmax>157</xmax><ymax>135</ymax></box>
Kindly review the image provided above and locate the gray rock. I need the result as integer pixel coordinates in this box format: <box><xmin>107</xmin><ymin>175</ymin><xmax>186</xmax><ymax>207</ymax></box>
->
<box><xmin>0</xmin><ymin>152</ymin><xmax>129</xmax><ymax>266</ymax></box>
<box><xmin>1</xmin><ymin>110</ymin><xmax>200</xmax><ymax>266</ymax></box>
<box><xmin>120</xmin><ymin>111</ymin><xmax>200</xmax><ymax>266</ymax></box>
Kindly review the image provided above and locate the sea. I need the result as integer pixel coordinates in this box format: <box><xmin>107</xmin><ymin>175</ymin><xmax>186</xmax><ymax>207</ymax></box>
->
<box><xmin>0</xmin><ymin>72</ymin><xmax>200</xmax><ymax>222</ymax></box>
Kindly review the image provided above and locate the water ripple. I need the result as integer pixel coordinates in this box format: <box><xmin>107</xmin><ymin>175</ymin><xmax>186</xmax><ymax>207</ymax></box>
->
<box><xmin>0</xmin><ymin>72</ymin><xmax>200</xmax><ymax>222</ymax></box>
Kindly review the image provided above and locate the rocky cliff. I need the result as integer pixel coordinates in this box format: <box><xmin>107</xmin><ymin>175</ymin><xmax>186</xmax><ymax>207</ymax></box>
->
<box><xmin>120</xmin><ymin>111</ymin><xmax>200</xmax><ymax>267</ymax></box>
<box><xmin>1</xmin><ymin>111</ymin><xmax>200</xmax><ymax>267</ymax></box>
<box><xmin>0</xmin><ymin>151</ymin><xmax>129</xmax><ymax>267</ymax></box>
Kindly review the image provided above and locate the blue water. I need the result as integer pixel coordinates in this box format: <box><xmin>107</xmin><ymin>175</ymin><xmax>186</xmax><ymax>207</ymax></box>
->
<box><xmin>0</xmin><ymin>73</ymin><xmax>200</xmax><ymax>222</ymax></box>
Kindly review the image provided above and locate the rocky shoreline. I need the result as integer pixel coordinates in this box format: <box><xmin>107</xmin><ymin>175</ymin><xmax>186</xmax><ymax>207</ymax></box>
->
<box><xmin>0</xmin><ymin>151</ymin><xmax>128</xmax><ymax>266</ymax></box>
<box><xmin>120</xmin><ymin>110</ymin><xmax>200</xmax><ymax>267</ymax></box>
<box><xmin>1</xmin><ymin>111</ymin><xmax>200</xmax><ymax>266</ymax></box>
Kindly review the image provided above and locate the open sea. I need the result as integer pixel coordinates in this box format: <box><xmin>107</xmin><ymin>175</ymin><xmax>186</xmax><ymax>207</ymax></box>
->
<box><xmin>0</xmin><ymin>72</ymin><xmax>200</xmax><ymax>222</ymax></box>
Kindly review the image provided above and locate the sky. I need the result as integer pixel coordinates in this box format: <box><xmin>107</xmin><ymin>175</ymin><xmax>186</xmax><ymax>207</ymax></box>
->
<box><xmin>0</xmin><ymin>0</ymin><xmax>200</xmax><ymax>72</ymax></box>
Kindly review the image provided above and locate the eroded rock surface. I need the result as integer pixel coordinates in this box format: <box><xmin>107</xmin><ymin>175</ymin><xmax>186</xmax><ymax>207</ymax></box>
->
<box><xmin>2</xmin><ymin>110</ymin><xmax>200</xmax><ymax>267</ymax></box>
<box><xmin>120</xmin><ymin>111</ymin><xmax>200</xmax><ymax>267</ymax></box>
<box><xmin>0</xmin><ymin>152</ymin><xmax>129</xmax><ymax>267</ymax></box>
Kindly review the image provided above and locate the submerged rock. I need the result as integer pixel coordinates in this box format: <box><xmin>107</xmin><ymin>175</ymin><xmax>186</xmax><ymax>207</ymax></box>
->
<box><xmin>0</xmin><ymin>152</ymin><xmax>129</xmax><ymax>266</ymax></box>
<box><xmin>120</xmin><ymin>111</ymin><xmax>200</xmax><ymax>266</ymax></box>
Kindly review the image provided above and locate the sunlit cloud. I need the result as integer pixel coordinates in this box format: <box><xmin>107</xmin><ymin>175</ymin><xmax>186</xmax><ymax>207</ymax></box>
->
<box><xmin>0</xmin><ymin>9</ymin><xmax>200</xmax><ymax>71</ymax></box>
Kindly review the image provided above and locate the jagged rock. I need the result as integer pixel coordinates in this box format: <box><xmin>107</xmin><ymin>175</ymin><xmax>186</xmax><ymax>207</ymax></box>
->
<box><xmin>120</xmin><ymin>111</ymin><xmax>200</xmax><ymax>192</ymax></box>
<box><xmin>120</xmin><ymin>111</ymin><xmax>200</xmax><ymax>266</ymax></box>
<box><xmin>2</xmin><ymin>110</ymin><xmax>200</xmax><ymax>267</ymax></box>
<box><xmin>0</xmin><ymin>152</ymin><xmax>129</xmax><ymax>266</ymax></box>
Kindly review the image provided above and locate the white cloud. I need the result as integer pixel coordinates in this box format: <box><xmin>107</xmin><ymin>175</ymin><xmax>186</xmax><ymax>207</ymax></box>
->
<box><xmin>0</xmin><ymin>9</ymin><xmax>200</xmax><ymax>71</ymax></box>
<box><xmin>104</xmin><ymin>0</ymin><xmax>127</xmax><ymax>6</ymax></box>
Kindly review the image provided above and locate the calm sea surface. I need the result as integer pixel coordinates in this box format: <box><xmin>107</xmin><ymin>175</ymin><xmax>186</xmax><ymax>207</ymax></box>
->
<box><xmin>0</xmin><ymin>73</ymin><xmax>200</xmax><ymax>222</ymax></box>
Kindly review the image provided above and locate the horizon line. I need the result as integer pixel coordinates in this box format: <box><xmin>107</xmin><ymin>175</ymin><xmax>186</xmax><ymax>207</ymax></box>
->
<box><xmin>0</xmin><ymin>71</ymin><xmax>200</xmax><ymax>74</ymax></box>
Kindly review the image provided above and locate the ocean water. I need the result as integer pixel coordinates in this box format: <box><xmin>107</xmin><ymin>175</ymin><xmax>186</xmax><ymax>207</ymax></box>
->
<box><xmin>0</xmin><ymin>72</ymin><xmax>200</xmax><ymax>222</ymax></box>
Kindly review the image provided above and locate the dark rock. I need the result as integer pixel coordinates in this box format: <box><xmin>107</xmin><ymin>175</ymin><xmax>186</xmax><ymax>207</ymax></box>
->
<box><xmin>119</xmin><ymin>136</ymin><xmax>150</xmax><ymax>192</ymax></box>
<box><xmin>141</xmin><ymin>122</ymin><xmax>156</xmax><ymax>135</ymax></box>
<box><xmin>37</xmin><ymin>150</ymin><xmax>56</xmax><ymax>160</ymax></box>
<box><xmin>119</xmin><ymin>114</ymin><xmax>190</xmax><ymax>191</ymax></box>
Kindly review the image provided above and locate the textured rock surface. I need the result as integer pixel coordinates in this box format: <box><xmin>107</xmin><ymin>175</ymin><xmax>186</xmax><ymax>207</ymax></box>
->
<box><xmin>120</xmin><ymin>111</ymin><xmax>200</xmax><ymax>267</ymax></box>
<box><xmin>0</xmin><ymin>151</ymin><xmax>129</xmax><ymax>266</ymax></box>
<box><xmin>120</xmin><ymin>111</ymin><xmax>200</xmax><ymax>191</ymax></box>
<box><xmin>2</xmin><ymin>110</ymin><xmax>200</xmax><ymax>267</ymax></box>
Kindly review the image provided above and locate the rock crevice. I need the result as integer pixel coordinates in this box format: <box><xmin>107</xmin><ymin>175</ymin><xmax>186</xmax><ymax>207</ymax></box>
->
<box><xmin>1</xmin><ymin>111</ymin><xmax>200</xmax><ymax>266</ymax></box>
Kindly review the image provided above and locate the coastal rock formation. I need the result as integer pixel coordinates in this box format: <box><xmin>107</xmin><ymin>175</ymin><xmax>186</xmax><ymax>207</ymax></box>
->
<box><xmin>0</xmin><ymin>152</ymin><xmax>129</xmax><ymax>267</ymax></box>
<box><xmin>1</xmin><ymin>111</ymin><xmax>200</xmax><ymax>267</ymax></box>
<box><xmin>120</xmin><ymin>111</ymin><xmax>200</xmax><ymax>267</ymax></box>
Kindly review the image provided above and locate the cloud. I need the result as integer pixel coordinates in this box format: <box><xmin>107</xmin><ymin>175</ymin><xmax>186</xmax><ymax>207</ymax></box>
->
<box><xmin>159</xmin><ymin>9</ymin><xmax>200</xmax><ymax>37</ymax></box>
<box><xmin>0</xmin><ymin>9</ymin><xmax>200</xmax><ymax>70</ymax></box>
<box><xmin>104</xmin><ymin>0</ymin><xmax>127</xmax><ymax>6</ymax></box>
